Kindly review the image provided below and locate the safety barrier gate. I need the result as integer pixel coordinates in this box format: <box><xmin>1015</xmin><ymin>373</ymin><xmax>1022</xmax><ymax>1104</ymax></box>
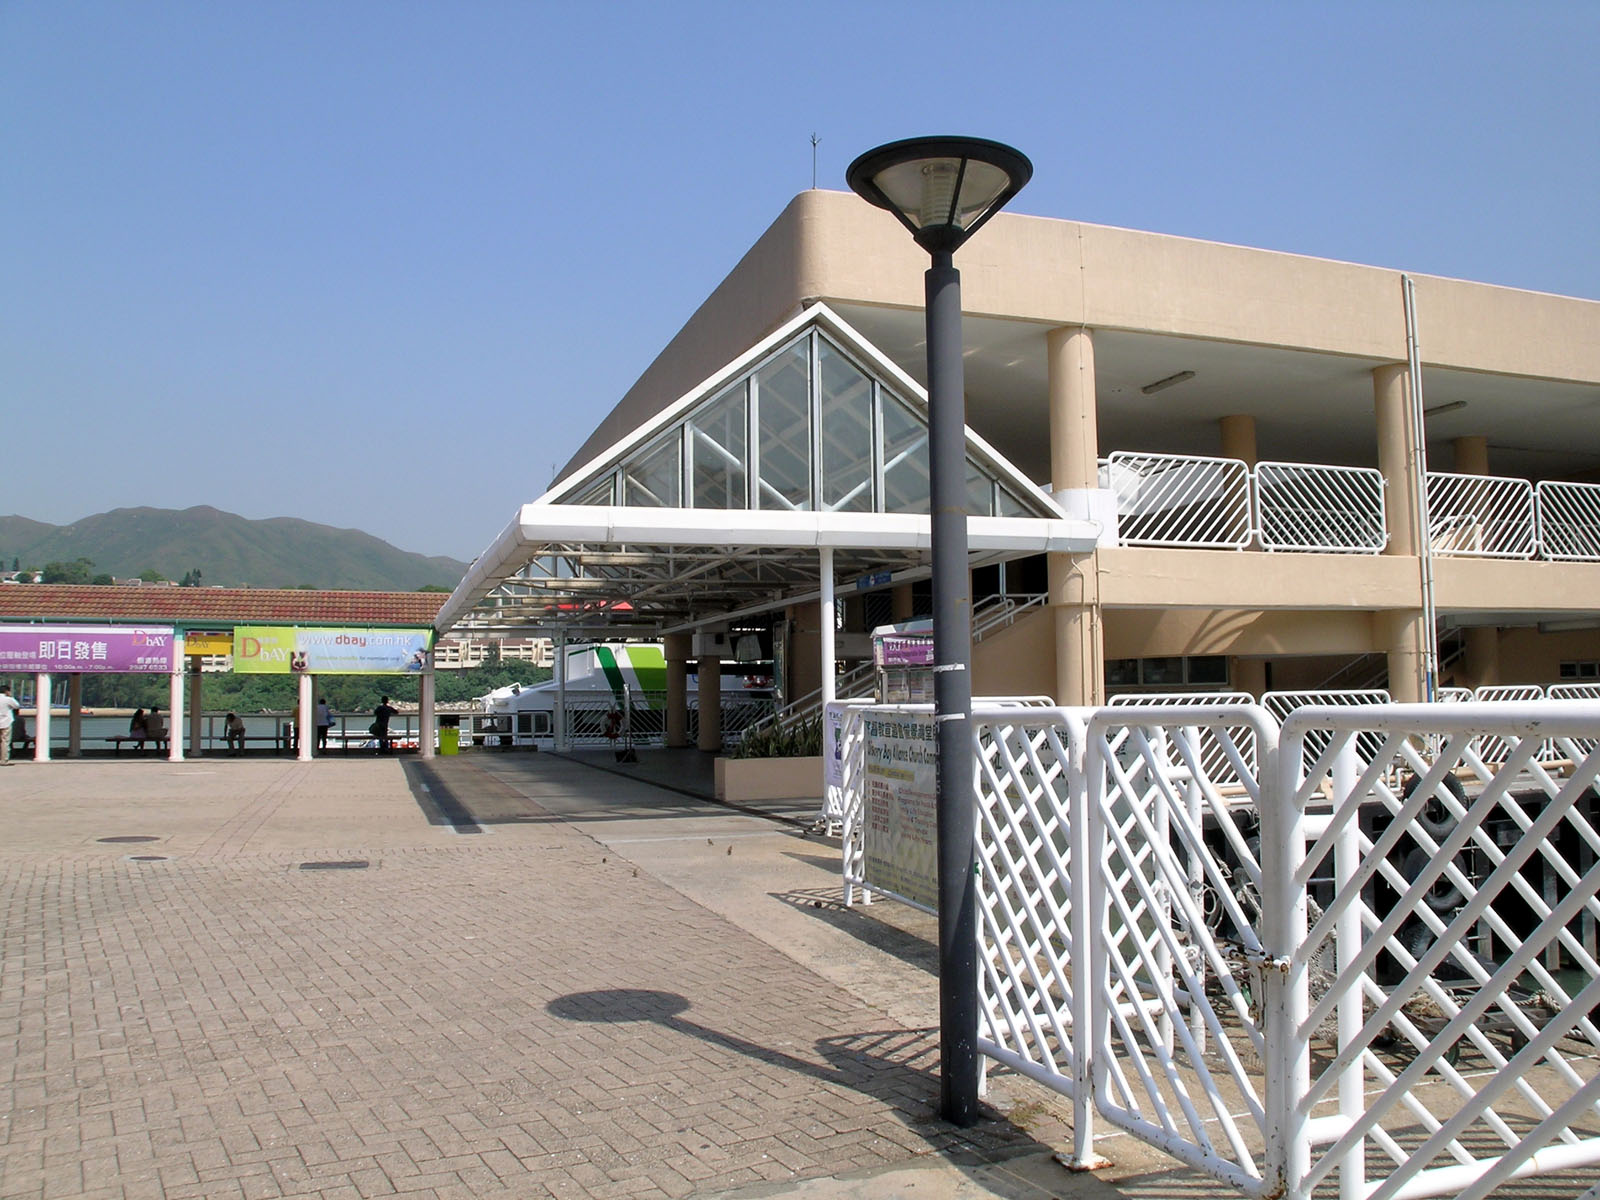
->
<box><xmin>835</xmin><ymin>699</ymin><xmax>1600</xmax><ymax>1199</ymax></box>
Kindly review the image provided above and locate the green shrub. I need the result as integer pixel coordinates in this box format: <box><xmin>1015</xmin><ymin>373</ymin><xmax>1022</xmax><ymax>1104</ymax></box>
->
<box><xmin>729</xmin><ymin>715</ymin><xmax>822</xmax><ymax>759</ymax></box>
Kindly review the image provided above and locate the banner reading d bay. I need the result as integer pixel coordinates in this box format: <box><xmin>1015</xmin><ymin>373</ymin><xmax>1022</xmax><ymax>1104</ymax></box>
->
<box><xmin>233</xmin><ymin>626</ymin><xmax>432</xmax><ymax>674</ymax></box>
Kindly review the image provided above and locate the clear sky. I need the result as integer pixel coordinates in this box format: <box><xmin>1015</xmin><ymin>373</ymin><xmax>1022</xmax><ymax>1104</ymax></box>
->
<box><xmin>4</xmin><ymin>1</ymin><xmax>1596</xmax><ymax>562</ymax></box>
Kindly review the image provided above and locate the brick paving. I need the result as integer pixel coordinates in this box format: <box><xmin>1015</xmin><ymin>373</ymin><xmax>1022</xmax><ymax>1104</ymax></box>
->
<box><xmin>0</xmin><ymin>757</ymin><xmax>1055</xmax><ymax>1199</ymax></box>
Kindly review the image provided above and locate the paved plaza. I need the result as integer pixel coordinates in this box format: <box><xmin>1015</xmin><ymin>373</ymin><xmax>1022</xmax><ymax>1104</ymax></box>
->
<box><xmin>0</xmin><ymin>749</ymin><xmax>1205</xmax><ymax>1199</ymax></box>
<box><xmin>2</xmin><ymin>751</ymin><xmax>1592</xmax><ymax>1199</ymax></box>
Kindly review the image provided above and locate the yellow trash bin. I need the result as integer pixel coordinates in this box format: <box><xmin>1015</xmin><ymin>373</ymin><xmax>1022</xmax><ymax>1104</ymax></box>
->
<box><xmin>440</xmin><ymin>726</ymin><xmax>459</xmax><ymax>755</ymax></box>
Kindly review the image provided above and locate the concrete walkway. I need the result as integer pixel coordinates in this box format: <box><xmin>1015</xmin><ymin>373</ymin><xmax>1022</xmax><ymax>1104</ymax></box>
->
<box><xmin>5</xmin><ymin>749</ymin><xmax>1578</xmax><ymax>1199</ymax></box>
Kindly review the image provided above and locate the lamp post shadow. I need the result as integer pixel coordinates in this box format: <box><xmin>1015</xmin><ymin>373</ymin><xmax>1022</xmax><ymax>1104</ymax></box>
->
<box><xmin>544</xmin><ymin>987</ymin><xmax>1049</xmax><ymax>1165</ymax></box>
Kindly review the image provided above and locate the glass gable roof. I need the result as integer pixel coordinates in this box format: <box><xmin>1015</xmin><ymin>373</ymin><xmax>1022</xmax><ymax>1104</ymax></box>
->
<box><xmin>551</xmin><ymin>310</ymin><xmax>1052</xmax><ymax>521</ymax></box>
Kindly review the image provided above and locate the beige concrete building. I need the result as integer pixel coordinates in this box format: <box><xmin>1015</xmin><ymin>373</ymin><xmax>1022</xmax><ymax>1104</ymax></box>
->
<box><xmin>441</xmin><ymin>189</ymin><xmax>1600</xmax><ymax>717</ymax></box>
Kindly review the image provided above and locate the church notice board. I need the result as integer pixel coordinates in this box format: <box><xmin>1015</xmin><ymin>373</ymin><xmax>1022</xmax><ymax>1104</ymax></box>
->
<box><xmin>861</xmin><ymin>711</ymin><xmax>938</xmax><ymax>911</ymax></box>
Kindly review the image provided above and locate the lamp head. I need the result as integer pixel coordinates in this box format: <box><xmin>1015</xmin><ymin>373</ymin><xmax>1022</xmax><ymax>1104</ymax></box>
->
<box><xmin>846</xmin><ymin>136</ymin><xmax>1032</xmax><ymax>255</ymax></box>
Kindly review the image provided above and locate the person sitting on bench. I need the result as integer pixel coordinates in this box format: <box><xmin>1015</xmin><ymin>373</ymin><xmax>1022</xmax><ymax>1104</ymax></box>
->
<box><xmin>144</xmin><ymin>707</ymin><xmax>167</xmax><ymax>752</ymax></box>
<box><xmin>129</xmin><ymin>707</ymin><xmax>148</xmax><ymax>749</ymax></box>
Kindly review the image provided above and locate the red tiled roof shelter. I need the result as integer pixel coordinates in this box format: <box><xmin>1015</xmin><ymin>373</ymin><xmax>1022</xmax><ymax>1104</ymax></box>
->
<box><xmin>0</xmin><ymin>585</ymin><xmax>447</xmax><ymax>628</ymax></box>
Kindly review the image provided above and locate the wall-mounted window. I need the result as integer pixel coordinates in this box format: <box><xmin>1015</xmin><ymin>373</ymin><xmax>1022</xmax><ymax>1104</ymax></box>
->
<box><xmin>1559</xmin><ymin>660</ymin><xmax>1600</xmax><ymax>680</ymax></box>
<box><xmin>1106</xmin><ymin>655</ymin><xmax>1229</xmax><ymax>690</ymax></box>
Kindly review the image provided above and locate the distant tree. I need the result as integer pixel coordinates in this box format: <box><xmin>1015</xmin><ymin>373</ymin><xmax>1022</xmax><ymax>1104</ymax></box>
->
<box><xmin>295</xmin><ymin>583</ymin><xmax>316</xmax><ymax>590</ymax></box>
<box><xmin>138</xmin><ymin>568</ymin><xmax>166</xmax><ymax>583</ymax></box>
<box><xmin>417</xmin><ymin>584</ymin><xmax>451</xmax><ymax>593</ymax></box>
<box><xmin>90</xmin><ymin>573</ymin><xmax>115</xmax><ymax>586</ymax></box>
<box><xmin>179</xmin><ymin>568</ymin><xmax>203</xmax><ymax>588</ymax></box>
<box><xmin>10</xmin><ymin>557</ymin><xmax>17</xmax><ymax>571</ymax></box>
<box><xmin>42</xmin><ymin>558</ymin><xmax>95</xmax><ymax>585</ymax></box>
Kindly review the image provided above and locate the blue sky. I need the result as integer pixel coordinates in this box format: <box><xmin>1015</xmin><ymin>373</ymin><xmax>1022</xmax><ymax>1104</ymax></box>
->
<box><xmin>4</xmin><ymin>1</ymin><xmax>1596</xmax><ymax>561</ymax></box>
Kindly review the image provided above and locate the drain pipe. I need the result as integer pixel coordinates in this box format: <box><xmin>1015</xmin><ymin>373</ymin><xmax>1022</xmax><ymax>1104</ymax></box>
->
<box><xmin>1402</xmin><ymin>275</ymin><xmax>1439</xmax><ymax>702</ymax></box>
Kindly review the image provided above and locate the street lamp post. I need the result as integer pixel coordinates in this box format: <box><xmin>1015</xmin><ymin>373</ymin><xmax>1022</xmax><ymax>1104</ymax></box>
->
<box><xmin>846</xmin><ymin>137</ymin><xmax>1031</xmax><ymax>1126</ymax></box>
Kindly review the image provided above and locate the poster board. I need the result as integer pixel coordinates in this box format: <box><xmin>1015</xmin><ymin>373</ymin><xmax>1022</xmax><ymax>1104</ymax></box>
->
<box><xmin>861</xmin><ymin>711</ymin><xmax>938</xmax><ymax>910</ymax></box>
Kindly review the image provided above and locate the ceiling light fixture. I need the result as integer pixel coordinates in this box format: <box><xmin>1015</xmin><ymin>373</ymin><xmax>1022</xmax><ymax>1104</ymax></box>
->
<box><xmin>1141</xmin><ymin>370</ymin><xmax>1195</xmax><ymax>395</ymax></box>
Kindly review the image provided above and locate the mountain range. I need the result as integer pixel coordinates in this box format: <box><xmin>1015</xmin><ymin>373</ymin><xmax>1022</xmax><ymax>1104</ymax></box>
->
<box><xmin>0</xmin><ymin>506</ymin><xmax>469</xmax><ymax>592</ymax></box>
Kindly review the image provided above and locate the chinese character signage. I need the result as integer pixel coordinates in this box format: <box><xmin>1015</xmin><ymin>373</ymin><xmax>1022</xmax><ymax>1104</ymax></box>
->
<box><xmin>0</xmin><ymin>625</ymin><xmax>176</xmax><ymax>674</ymax></box>
<box><xmin>861</xmin><ymin>713</ymin><xmax>939</xmax><ymax>910</ymax></box>
<box><xmin>233</xmin><ymin>626</ymin><xmax>433</xmax><ymax>674</ymax></box>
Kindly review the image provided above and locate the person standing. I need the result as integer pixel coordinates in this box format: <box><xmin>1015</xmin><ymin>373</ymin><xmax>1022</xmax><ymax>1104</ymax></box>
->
<box><xmin>315</xmin><ymin>698</ymin><xmax>333</xmax><ymax>753</ymax></box>
<box><xmin>372</xmin><ymin>695</ymin><xmax>397</xmax><ymax>755</ymax></box>
<box><xmin>0</xmin><ymin>685</ymin><xmax>21</xmax><ymax>766</ymax></box>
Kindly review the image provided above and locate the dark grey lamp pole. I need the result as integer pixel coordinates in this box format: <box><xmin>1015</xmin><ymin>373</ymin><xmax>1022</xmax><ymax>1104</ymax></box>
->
<box><xmin>845</xmin><ymin>137</ymin><xmax>1031</xmax><ymax>1126</ymax></box>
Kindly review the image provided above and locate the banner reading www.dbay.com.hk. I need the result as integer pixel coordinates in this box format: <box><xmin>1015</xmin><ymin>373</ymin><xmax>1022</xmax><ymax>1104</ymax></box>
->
<box><xmin>232</xmin><ymin>626</ymin><xmax>432</xmax><ymax>674</ymax></box>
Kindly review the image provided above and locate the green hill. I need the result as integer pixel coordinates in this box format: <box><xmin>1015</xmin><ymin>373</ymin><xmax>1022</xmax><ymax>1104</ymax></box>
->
<box><xmin>0</xmin><ymin>506</ymin><xmax>468</xmax><ymax>591</ymax></box>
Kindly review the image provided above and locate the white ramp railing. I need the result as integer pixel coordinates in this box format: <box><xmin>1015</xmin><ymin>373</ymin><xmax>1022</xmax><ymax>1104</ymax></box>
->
<box><xmin>1255</xmin><ymin>462</ymin><xmax>1388</xmax><ymax>553</ymax></box>
<box><xmin>1538</xmin><ymin>480</ymin><xmax>1600</xmax><ymax>561</ymax></box>
<box><xmin>1427</xmin><ymin>472</ymin><xmax>1538</xmax><ymax>558</ymax></box>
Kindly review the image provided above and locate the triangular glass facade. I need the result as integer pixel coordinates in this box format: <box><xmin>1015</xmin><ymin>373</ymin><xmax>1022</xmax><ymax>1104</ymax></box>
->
<box><xmin>556</xmin><ymin>317</ymin><xmax>1049</xmax><ymax>520</ymax></box>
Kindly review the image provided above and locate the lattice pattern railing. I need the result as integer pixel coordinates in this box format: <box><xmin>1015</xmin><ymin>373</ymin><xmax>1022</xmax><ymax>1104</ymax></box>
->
<box><xmin>1263</xmin><ymin>689</ymin><xmax>1390</xmax><ymax>775</ymax></box>
<box><xmin>1108</xmin><ymin>692</ymin><xmax>1259</xmax><ymax>786</ymax></box>
<box><xmin>973</xmin><ymin>705</ymin><xmax>1087</xmax><ymax>1094</ymax></box>
<box><xmin>1255</xmin><ymin>461</ymin><xmax>1387</xmax><ymax>553</ymax></box>
<box><xmin>1081</xmin><ymin>706</ymin><xmax>1278</xmax><ymax>1193</ymax></box>
<box><xmin>1284</xmin><ymin>704</ymin><xmax>1600</xmax><ymax>1200</ymax></box>
<box><xmin>1427</xmin><ymin>472</ymin><xmax>1538</xmax><ymax>558</ymax></box>
<box><xmin>1538</xmin><ymin>480</ymin><xmax>1600</xmax><ymax>561</ymax></box>
<box><xmin>1104</xmin><ymin>452</ymin><xmax>1253</xmax><ymax>549</ymax></box>
<box><xmin>835</xmin><ymin>699</ymin><xmax>1600</xmax><ymax>1198</ymax></box>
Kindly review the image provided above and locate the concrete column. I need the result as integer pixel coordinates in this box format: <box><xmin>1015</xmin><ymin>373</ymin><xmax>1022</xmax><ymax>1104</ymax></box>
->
<box><xmin>1374</xmin><ymin>363</ymin><xmax>1428</xmax><ymax>702</ymax></box>
<box><xmin>34</xmin><ymin>672</ymin><xmax>51</xmax><ymax>762</ymax></box>
<box><xmin>1231</xmin><ymin>657</ymin><xmax>1268</xmax><ymax>701</ymax></box>
<box><xmin>1219</xmin><ymin>414</ymin><xmax>1258</xmax><ymax>466</ymax></box>
<box><xmin>1453</xmin><ymin>435</ymin><xmax>1490</xmax><ymax>475</ymax></box>
<box><xmin>1462</xmin><ymin>627</ymin><xmax>1499</xmax><ymax>689</ymax></box>
<box><xmin>1048</xmin><ymin>325</ymin><xmax>1104</xmax><ymax>706</ymax></box>
<box><xmin>419</xmin><ymin>659</ymin><xmax>436</xmax><ymax>760</ymax></box>
<box><xmin>67</xmin><ymin>674</ymin><xmax>83</xmax><ymax>758</ymax></box>
<box><xmin>167</xmin><ymin>641</ymin><xmax>185</xmax><ymax>762</ymax></box>
<box><xmin>819</xmin><ymin>548</ymin><xmax>836</xmax><ymax>704</ymax></box>
<box><xmin>188</xmin><ymin>658</ymin><xmax>204</xmax><ymax>757</ymax></box>
<box><xmin>296</xmin><ymin>673</ymin><xmax>313</xmax><ymax>762</ymax></box>
<box><xmin>664</xmin><ymin>632</ymin><xmax>691</xmax><ymax>748</ymax></box>
<box><xmin>891</xmin><ymin>584</ymin><xmax>915</xmax><ymax>622</ymax></box>
<box><xmin>1375</xmin><ymin>364</ymin><xmax>1422</xmax><ymax>557</ymax></box>
<box><xmin>696</xmin><ymin>655</ymin><xmax>723</xmax><ymax>752</ymax></box>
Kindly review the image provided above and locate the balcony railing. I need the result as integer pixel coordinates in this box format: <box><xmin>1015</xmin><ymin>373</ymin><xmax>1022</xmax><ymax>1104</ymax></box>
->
<box><xmin>1102</xmin><ymin>451</ymin><xmax>1600</xmax><ymax>561</ymax></box>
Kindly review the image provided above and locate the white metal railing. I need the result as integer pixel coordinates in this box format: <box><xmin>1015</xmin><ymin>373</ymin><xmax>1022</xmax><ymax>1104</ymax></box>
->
<box><xmin>831</xmin><ymin>698</ymin><xmax>1600</xmax><ymax>1198</ymax></box>
<box><xmin>1103</xmin><ymin>452</ymin><xmax>1253</xmax><ymax>549</ymax></box>
<box><xmin>1427</xmin><ymin>472</ymin><xmax>1538</xmax><ymax>558</ymax></box>
<box><xmin>746</xmin><ymin>660</ymin><xmax>874</xmax><ymax>737</ymax></box>
<box><xmin>1255</xmin><ymin>461</ymin><xmax>1388</xmax><ymax>553</ymax></box>
<box><xmin>973</xmin><ymin>591</ymin><xmax>1048</xmax><ymax>641</ymax></box>
<box><xmin>1103</xmin><ymin>453</ymin><xmax>1600</xmax><ymax>563</ymax></box>
<box><xmin>1538</xmin><ymin>480</ymin><xmax>1600</xmax><ymax>561</ymax></box>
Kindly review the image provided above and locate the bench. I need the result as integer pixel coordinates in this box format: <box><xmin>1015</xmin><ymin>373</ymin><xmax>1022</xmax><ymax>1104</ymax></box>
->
<box><xmin>108</xmin><ymin>735</ymin><xmax>166</xmax><ymax>754</ymax></box>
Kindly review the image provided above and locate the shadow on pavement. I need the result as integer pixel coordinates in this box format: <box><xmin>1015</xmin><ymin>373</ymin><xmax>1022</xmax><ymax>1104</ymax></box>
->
<box><xmin>771</xmin><ymin>886</ymin><xmax>939</xmax><ymax>978</ymax></box>
<box><xmin>546</xmin><ymin>987</ymin><xmax>1054</xmax><ymax>1166</ymax></box>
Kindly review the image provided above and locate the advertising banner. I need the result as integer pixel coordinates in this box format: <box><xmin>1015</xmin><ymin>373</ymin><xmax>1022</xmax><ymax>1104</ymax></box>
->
<box><xmin>233</xmin><ymin>626</ymin><xmax>432</xmax><ymax>674</ymax></box>
<box><xmin>0</xmin><ymin>625</ymin><xmax>176</xmax><ymax>674</ymax></box>
<box><xmin>183</xmin><ymin>631</ymin><xmax>234</xmax><ymax>656</ymax></box>
<box><xmin>861</xmin><ymin>711</ymin><xmax>939</xmax><ymax>910</ymax></box>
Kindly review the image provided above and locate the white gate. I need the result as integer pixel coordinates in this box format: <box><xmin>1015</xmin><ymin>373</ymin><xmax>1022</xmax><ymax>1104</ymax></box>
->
<box><xmin>836</xmin><ymin>699</ymin><xmax>1600</xmax><ymax>1199</ymax></box>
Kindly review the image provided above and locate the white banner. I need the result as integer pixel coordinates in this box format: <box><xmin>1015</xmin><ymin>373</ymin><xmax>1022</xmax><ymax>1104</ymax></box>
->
<box><xmin>861</xmin><ymin>712</ymin><xmax>938</xmax><ymax>910</ymax></box>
